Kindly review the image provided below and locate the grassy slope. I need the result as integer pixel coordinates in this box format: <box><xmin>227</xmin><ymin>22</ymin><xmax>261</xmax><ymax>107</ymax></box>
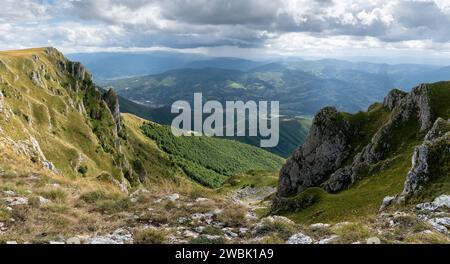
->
<box><xmin>0</xmin><ymin>48</ymin><xmax>121</xmax><ymax>179</ymax></box>
<box><xmin>282</xmin><ymin>142</ymin><xmax>417</xmax><ymax>223</ymax></box>
<box><xmin>140</xmin><ymin>122</ymin><xmax>284</xmax><ymax>188</ymax></box>
<box><xmin>1</xmin><ymin>48</ymin><xmax>282</xmax><ymax>190</ymax></box>
<box><xmin>281</xmin><ymin>83</ymin><xmax>450</xmax><ymax>224</ymax></box>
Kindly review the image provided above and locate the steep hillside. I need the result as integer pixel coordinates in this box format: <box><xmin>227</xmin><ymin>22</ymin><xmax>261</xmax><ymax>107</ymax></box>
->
<box><xmin>0</xmin><ymin>48</ymin><xmax>282</xmax><ymax>190</ymax></box>
<box><xmin>1</xmin><ymin>48</ymin><xmax>125</xmax><ymax>183</ymax></box>
<box><xmin>273</xmin><ymin>82</ymin><xmax>450</xmax><ymax>224</ymax></box>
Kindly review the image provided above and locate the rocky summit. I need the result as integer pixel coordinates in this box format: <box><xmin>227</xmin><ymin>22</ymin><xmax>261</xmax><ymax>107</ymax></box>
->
<box><xmin>273</xmin><ymin>82</ymin><xmax>450</xmax><ymax>221</ymax></box>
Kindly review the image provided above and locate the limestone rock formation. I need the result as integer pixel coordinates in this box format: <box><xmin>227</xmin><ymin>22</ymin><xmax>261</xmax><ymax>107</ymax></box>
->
<box><xmin>274</xmin><ymin>83</ymin><xmax>447</xmax><ymax>212</ymax></box>
<box><xmin>383</xmin><ymin>89</ymin><xmax>407</xmax><ymax>111</ymax></box>
<box><xmin>276</xmin><ymin>107</ymin><xmax>353</xmax><ymax>197</ymax></box>
<box><xmin>402</xmin><ymin>118</ymin><xmax>450</xmax><ymax>195</ymax></box>
<box><xmin>102</xmin><ymin>88</ymin><xmax>122</xmax><ymax>133</ymax></box>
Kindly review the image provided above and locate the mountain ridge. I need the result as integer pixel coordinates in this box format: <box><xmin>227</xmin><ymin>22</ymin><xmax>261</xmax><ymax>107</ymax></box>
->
<box><xmin>272</xmin><ymin>82</ymin><xmax>450</xmax><ymax>223</ymax></box>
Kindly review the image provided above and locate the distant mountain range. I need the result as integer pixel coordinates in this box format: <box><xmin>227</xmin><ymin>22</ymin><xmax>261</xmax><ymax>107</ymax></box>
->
<box><xmin>71</xmin><ymin>52</ymin><xmax>450</xmax><ymax>157</ymax></box>
<box><xmin>68</xmin><ymin>52</ymin><xmax>266</xmax><ymax>80</ymax></box>
<box><xmin>97</xmin><ymin>57</ymin><xmax>450</xmax><ymax>117</ymax></box>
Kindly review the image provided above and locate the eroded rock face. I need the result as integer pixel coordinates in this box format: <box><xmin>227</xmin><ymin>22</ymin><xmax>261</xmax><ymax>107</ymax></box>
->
<box><xmin>403</xmin><ymin>118</ymin><xmax>450</xmax><ymax>195</ymax></box>
<box><xmin>274</xmin><ymin>84</ymin><xmax>441</xmax><ymax>210</ymax></box>
<box><xmin>276</xmin><ymin>107</ymin><xmax>353</xmax><ymax>198</ymax></box>
<box><xmin>102</xmin><ymin>89</ymin><xmax>122</xmax><ymax>133</ymax></box>
<box><xmin>383</xmin><ymin>89</ymin><xmax>407</xmax><ymax>111</ymax></box>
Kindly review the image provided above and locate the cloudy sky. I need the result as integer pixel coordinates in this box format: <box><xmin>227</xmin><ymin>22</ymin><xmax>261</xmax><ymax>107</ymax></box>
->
<box><xmin>2</xmin><ymin>0</ymin><xmax>450</xmax><ymax>63</ymax></box>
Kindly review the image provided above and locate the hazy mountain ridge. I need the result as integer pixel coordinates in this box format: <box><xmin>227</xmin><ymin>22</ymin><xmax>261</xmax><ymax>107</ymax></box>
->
<box><xmin>68</xmin><ymin>52</ymin><xmax>267</xmax><ymax>80</ymax></box>
<box><xmin>103</xmin><ymin>58</ymin><xmax>450</xmax><ymax>117</ymax></box>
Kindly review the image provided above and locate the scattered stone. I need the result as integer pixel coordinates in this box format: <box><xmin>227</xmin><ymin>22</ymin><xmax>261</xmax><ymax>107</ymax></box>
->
<box><xmin>212</xmin><ymin>209</ymin><xmax>224</xmax><ymax>215</ymax></box>
<box><xmin>213</xmin><ymin>222</ymin><xmax>225</xmax><ymax>229</ymax></box>
<box><xmin>194</xmin><ymin>226</ymin><xmax>205</xmax><ymax>234</ymax></box>
<box><xmin>191</xmin><ymin>213</ymin><xmax>206</xmax><ymax>221</ymax></box>
<box><xmin>223</xmin><ymin>229</ymin><xmax>238</xmax><ymax>239</ymax></box>
<box><xmin>38</xmin><ymin>196</ymin><xmax>51</xmax><ymax>206</ymax></box>
<box><xmin>195</xmin><ymin>198</ymin><xmax>210</xmax><ymax>203</ymax></box>
<box><xmin>427</xmin><ymin>217</ymin><xmax>450</xmax><ymax>234</ymax></box>
<box><xmin>286</xmin><ymin>233</ymin><xmax>313</xmax><ymax>244</ymax></box>
<box><xmin>3</xmin><ymin>190</ymin><xmax>16</xmax><ymax>196</ymax></box>
<box><xmin>130</xmin><ymin>189</ymin><xmax>150</xmax><ymax>198</ymax></box>
<box><xmin>309</xmin><ymin>223</ymin><xmax>331</xmax><ymax>231</ymax></box>
<box><xmin>167</xmin><ymin>193</ymin><xmax>180</xmax><ymax>202</ymax></box>
<box><xmin>183</xmin><ymin>230</ymin><xmax>199</xmax><ymax>239</ymax></box>
<box><xmin>239</xmin><ymin>228</ymin><xmax>248</xmax><ymax>235</ymax></box>
<box><xmin>203</xmin><ymin>235</ymin><xmax>222</xmax><ymax>241</ymax></box>
<box><xmin>66</xmin><ymin>237</ymin><xmax>81</xmax><ymax>244</ymax></box>
<box><xmin>317</xmin><ymin>235</ymin><xmax>339</xmax><ymax>244</ymax></box>
<box><xmin>0</xmin><ymin>222</ymin><xmax>7</xmax><ymax>232</ymax></box>
<box><xmin>417</xmin><ymin>195</ymin><xmax>450</xmax><ymax>213</ymax></box>
<box><xmin>379</xmin><ymin>196</ymin><xmax>395</xmax><ymax>212</ymax></box>
<box><xmin>366</xmin><ymin>237</ymin><xmax>381</xmax><ymax>244</ymax></box>
<box><xmin>3</xmin><ymin>197</ymin><xmax>28</xmax><ymax>206</ymax></box>
<box><xmin>87</xmin><ymin>228</ymin><xmax>133</xmax><ymax>244</ymax></box>
<box><xmin>49</xmin><ymin>241</ymin><xmax>65</xmax><ymax>244</ymax></box>
<box><xmin>245</xmin><ymin>212</ymin><xmax>258</xmax><ymax>221</ymax></box>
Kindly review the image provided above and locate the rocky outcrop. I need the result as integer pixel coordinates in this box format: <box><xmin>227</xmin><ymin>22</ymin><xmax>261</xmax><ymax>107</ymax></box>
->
<box><xmin>0</xmin><ymin>136</ymin><xmax>58</xmax><ymax>173</ymax></box>
<box><xmin>102</xmin><ymin>89</ymin><xmax>122</xmax><ymax>133</ymax></box>
<box><xmin>383</xmin><ymin>89</ymin><xmax>407</xmax><ymax>111</ymax></box>
<box><xmin>276</xmin><ymin>107</ymin><xmax>353</xmax><ymax>198</ymax></box>
<box><xmin>324</xmin><ymin>84</ymin><xmax>437</xmax><ymax>193</ymax></box>
<box><xmin>68</xmin><ymin>61</ymin><xmax>88</xmax><ymax>81</ymax></box>
<box><xmin>274</xmin><ymin>84</ymin><xmax>442</xmax><ymax>211</ymax></box>
<box><xmin>402</xmin><ymin>118</ymin><xmax>450</xmax><ymax>195</ymax></box>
